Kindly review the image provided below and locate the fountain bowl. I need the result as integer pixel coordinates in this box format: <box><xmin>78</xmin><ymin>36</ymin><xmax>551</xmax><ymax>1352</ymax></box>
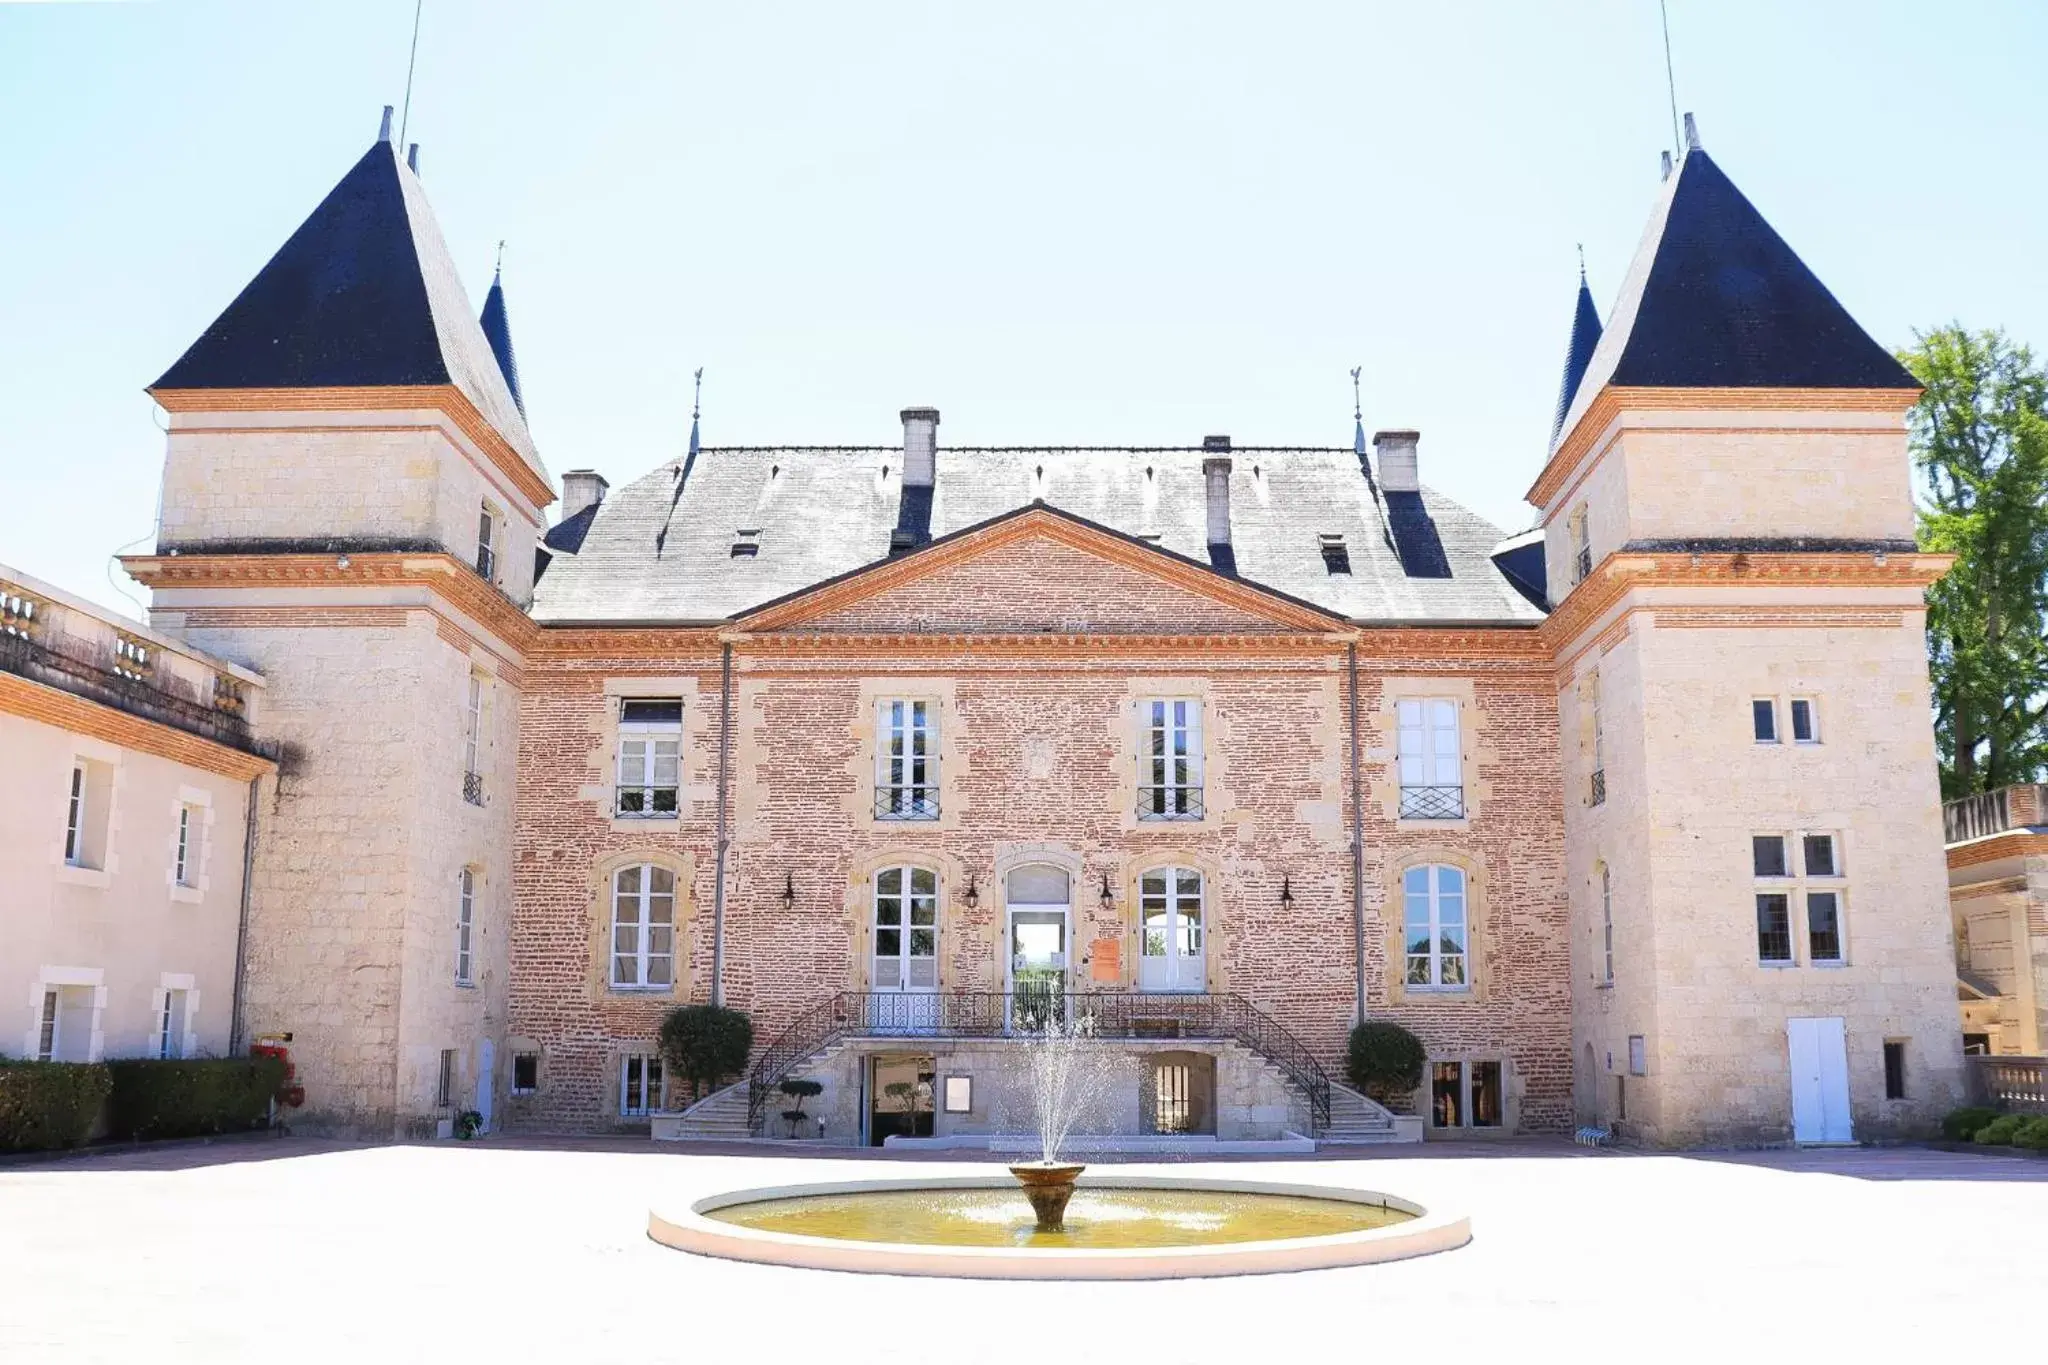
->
<box><xmin>649</xmin><ymin>1174</ymin><xmax>1470</xmax><ymax>1280</ymax></box>
<box><xmin>1007</xmin><ymin>1161</ymin><xmax>1086</xmax><ymax>1232</ymax></box>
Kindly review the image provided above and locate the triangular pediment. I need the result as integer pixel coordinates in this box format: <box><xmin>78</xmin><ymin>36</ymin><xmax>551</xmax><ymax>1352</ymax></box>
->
<box><xmin>737</xmin><ymin>504</ymin><xmax>1346</xmax><ymax>635</ymax></box>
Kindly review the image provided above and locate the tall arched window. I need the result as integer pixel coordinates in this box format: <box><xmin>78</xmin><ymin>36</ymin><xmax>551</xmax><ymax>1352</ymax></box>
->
<box><xmin>1402</xmin><ymin>864</ymin><xmax>1467</xmax><ymax>990</ymax></box>
<box><xmin>873</xmin><ymin>866</ymin><xmax>938</xmax><ymax>993</ymax></box>
<box><xmin>1139</xmin><ymin>867</ymin><xmax>1206</xmax><ymax>993</ymax></box>
<box><xmin>611</xmin><ymin>864</ymin><xmax>675</xmax><ymax>990</ymax></box>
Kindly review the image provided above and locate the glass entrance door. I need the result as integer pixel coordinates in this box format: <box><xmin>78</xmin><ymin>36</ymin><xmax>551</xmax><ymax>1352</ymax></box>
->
<box><xmin>872</xmin><ymin>866</ymin><xmax>938</xmax><ymax>1033</ymax></box>
<box><xmin>1009</xmin><ymin>908</ymin><xmax>1068</xmax><ymax>1030</ymax></box>
<box><xmin>1139</xmin><ymin>867</ymin><xmax>1206</xmax><ymax>992</ymax></box>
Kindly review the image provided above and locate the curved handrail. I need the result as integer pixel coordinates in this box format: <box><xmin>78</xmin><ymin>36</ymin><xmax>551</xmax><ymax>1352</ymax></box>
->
<box><xmin>743</xmin><ymin>990</ymin><xmax>1334</xmax><ymax>1134</ymax></box>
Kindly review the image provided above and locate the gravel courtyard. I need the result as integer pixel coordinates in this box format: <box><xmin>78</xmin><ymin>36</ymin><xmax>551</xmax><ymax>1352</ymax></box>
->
<box><xmin>3</xmin><ymin>1138</ymin><xmax>2043</xmax><ymax>1362</ymax></box>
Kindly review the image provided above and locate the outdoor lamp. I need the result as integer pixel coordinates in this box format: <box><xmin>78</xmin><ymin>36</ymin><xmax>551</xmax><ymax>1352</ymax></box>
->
<box><xmin>1099</xmin><ymin>873</ymin><xmax>1114</xmax><ymax>912</ymax></box>
<box><xmin>962</xmin><ymin>874</ymin><xmax>979</xmax><ymax>910</ymax></box>
<box><xmin>1279</xmin><ymin>875</ymin><xmax>1295</xmax><ymax>908</ymax></box>
<box><xmin>781</xmin><ymin>873</ymin><xmax>796</xmax><ymax>912</ymax></box>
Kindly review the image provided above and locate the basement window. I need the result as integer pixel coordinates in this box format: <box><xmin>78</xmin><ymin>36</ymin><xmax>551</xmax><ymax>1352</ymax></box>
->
<box><xmin>1319</xmin><ymin>533</ymin><xmax>1352</xmax><ymax>575</ymax></box>
<box><xmin>1883</xmin><ymin>1041</ymin><xmax>1907</xmax><ymax>1100</ymax></box>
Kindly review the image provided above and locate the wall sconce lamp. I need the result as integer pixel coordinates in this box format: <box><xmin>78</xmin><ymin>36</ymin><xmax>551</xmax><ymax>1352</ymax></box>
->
<box><xmin>781</xmin><ymin>873</ymin><xmax>796</xmax><ymax>913</ymax></box>
<box><xmin>962</xmin><ymin>874</ymin><xmax>980</xmax><ymax>911</ymax></box>
<box><xmin>1279</xmin><ymin>875</ymin><xmax>1295</xmax><ymax>908</ymax></box>
<box><xmin>1099</xmin><ymin>873</ymin><xmax>1115</xmax><ymax>913</ymax></box>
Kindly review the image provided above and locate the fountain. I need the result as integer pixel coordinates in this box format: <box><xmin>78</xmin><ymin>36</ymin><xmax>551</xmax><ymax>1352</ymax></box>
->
<box><xmin>648</xmin><ymin>1009</ymin><xmax>1471</xmax><ymax>1277</ymax></box>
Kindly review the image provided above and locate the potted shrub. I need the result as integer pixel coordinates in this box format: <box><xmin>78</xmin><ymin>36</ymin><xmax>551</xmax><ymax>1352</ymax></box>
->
<box><xmin>778</xmin><ymin>1078</ymin><xmax>823</xmax><ymax>1138</ymax></box>
<box><xmin>658</xmin><ymin>1004</ymin><xmax>754</xmax><ymax>1105</ymax></box>
<box><xmin>1345</xmin><ymin>1020</ymin><xmax>1427</xmax><ymax>1106</ymax></box>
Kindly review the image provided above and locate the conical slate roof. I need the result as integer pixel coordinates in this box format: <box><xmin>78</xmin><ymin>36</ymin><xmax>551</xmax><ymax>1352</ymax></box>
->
<box><xmin>1553</xmin><ymin>142</ymin><xmax>1916</xmax><ymax>450</ymax></box>
<box><xmin>153</xmin><ymin>137</ymin><xmax>542</xmax><ymax>476</ymax></box>
<box><xmin>479</xmin><ymin>267</ymin><xmax>524</xmax><ymax>416</ymax></box>
<box><xmin>1550</xmin><ymin>272</ymin><xmax>1604</xmax><ymax>443</ymax></box>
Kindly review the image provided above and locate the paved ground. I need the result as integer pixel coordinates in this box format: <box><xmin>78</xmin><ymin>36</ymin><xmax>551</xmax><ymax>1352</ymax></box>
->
<box><xmin>2</xmin><ymin>1136</ymin><xmax>2043</xmax><ymax>1362</ymax></box>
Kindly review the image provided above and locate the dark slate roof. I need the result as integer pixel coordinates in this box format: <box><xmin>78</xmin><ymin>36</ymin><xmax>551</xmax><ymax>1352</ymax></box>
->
<box><xmin>1554</xmin><ymin>144</ymin><xmax>1916</xmax><ymax>450</ymax></box>
<box><xmin>153</xmin><ymin>139</ymin><xmax>544</xmax><ymax>477</ymax></box>
<box><xmin>528</xmin><ymin>445</ymin><xmax>1546</xmax><ymax>626</ymax></box>
<box><xmin>1550</xmin><ymin>273</ymin><xmax>1603</xmax><ymax>443</ymax></box>
<box><xmin>1489</xmin><ymin>529</ymin><xmax>1547</xmax><ymax>609</ymax></box>
<box><xmin>478</xmin><ymin>268</ymin><xmax>524</xmax><ymax>415</ymax></box>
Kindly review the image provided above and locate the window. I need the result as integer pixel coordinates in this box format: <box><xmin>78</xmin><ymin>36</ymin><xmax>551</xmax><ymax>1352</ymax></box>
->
<box><xmin>455</xmin><ymin>868</ymin><xmax>476</xmax><ymax>985</ymax></box>
<box><xmin>62</xmin><ymin>759</ymin><xmax>111</xmax><ymax>870</ymax></box>
<box><xmin>1568</xmin><ymin>506</ymin><xmax>1591</xmax><ymax>585</ymax></box>
<box><xmin>1588</xmin><ymin>672</ymin><xmax>1605</xmax><ymax>806</ymax></box>
<box><xmin>1599</xmin><ymin>863</ymin><xmax>1614</xmax><ymax>986</ymax></box>
<box><xmin>512</xmin><ymin>1053</ymin><xmax>539</xmax><ymax>1095</ymax></box>
<box><xmin>64</xmin><ymin>764</ymin><xmax>86</xmax><ymax>864</ymax></box>
<box><xmin>876</xmin><ymin>699</ymin><xmax>938</xmax><ymax>819</ymax></box>
<box><xmin>1790</xmin><ymin>698</ymin><xmax>1818</xmax><ymax>744</ymax></box>
<box><xmin>157</xmin><ymin>989</ymin><xmax>188</xmax><ymax>1059</ymax></box>
<box><xmin>1802</xmin><ymin>834</ymin><xmax>1838</xmax><ymax>878</ymax></box>
<box><xmin>1139</xmin><ymin>867</ymin><xmax>1206</xmax><ymax>993</ymax></box>
<box><xmin>616</xmin><ymin>699</ymin><xmax>682</xmax><ymax>817</ymax></box>
<box><xmin>1397</xmin><ymin>699</ymin><xmax>1463</xmax><ymax>819</ymax></box>
<box><xmin>1319</xmin><ymin>533</ymin><xmax>1352</xmax><ymax>574</ymax></box>
<box><xmin>620</xmin><ymin>1053</ymin><xmax>664</xmax><ymax>1117</ymax></box>
<box><xmin>436</xmin><ymin>1049</ymin><xmax>456</xmax><ymax>1109</ymax></box>
<box><xmin>1756</xmin><ymin>893</ymin><xmax>1793</xmax><ymax>963</ymax></box>
<box><xmin>611</xmin><ymin>864</ymin><xmax>676</xmax><ymax>990</ymax></box>
<box><xmin>1402</xmin><ymin>864</ymin><xmax>1468</xmax><ymax>990</ymax></box>
<box><xmin>1627</xmin><ymin>1035</ymin><xmax>1647</xmax><ymax>1076</ymax></box>
<box><xmin>873</xmin><ymin>865</ymin><xmax>938</xmax><ymax>991</ymax></box>
<box><xmin>1883</xmin><ymin>1041</ymin><xmax>1907</xmax><ymax>1100</ymax></box>
<box><xmin>1752</xmin><ymin>698</ymin><xmax>1778</xmax><ymax>743</ymax></box>
<box><xmin>1430</xmin><ymin>1060</ymin><xmax>1503</xmax><ymax>1129</ymax></box>
<box><xmin>475</xmin><ymin>505</ymin><xmax>498</xmax><ymax>581</ymax></box>
<box><xmin>1752</xmin><ymin>835</ymin><xmax>1788</xmax><ymax>878</ymax></box>
<box><xmin>1807</xmin><ymin>892</ymin><xmax>1843</xmax><ymax>963</ymax></box>
<box><xmin>174</xmin><ymin>804</ymin><xmax>200</xmax><ymax>888</ymax></box>
<box><xmin>36</xmin><ymin>989</ymin><xmax>59</xmax><ymax>1061</ymax></box>
<box><xmin>463</xmin><ymin>673</ymin><xmax>486</xmax><ymax>806</ymax></box>
<box><xmin>1138</xmin><ymin>699</ymin><xmax>1202</xmax><ymax>820</ymax></box>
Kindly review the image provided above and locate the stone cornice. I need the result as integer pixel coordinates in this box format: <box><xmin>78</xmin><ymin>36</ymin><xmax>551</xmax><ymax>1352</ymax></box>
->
<box><xmin>1527</xmin><ymin>385</ymin><xmax>1920</xmax><ymax>510</ymax></box>
<box><xmin>0</xmin><ymin>672</ymin><xmax>273</xmax><ymax>781</ymax></box>
<box><xmin>1539</xmin><ymin>549</ymin><xmax>1952</xmax><ymax>651</ymax></box>
<box><xmin>149</xmin><ymin>384</ymin><xmax>556</xmax><ymax>510</ymax></box>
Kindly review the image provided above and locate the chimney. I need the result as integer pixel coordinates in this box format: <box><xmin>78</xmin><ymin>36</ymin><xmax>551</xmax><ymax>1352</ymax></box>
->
<box><xmin>1203</xmin><ymin>455</ymin><xmax>1233</xmax><ymax>546</ymax></box>
<box><xmin>1373</xmin><ymin>430</ymin><xmax>1420</xmax><ymax>494</ymax></box>
<box><xmin>901</xmin><ymin>407</ymin><xmax>940</xmax><ymax>488</ymax></box>
<box><xmin>560</xmin><ymin>469</ymin><xmax>609</xmax><ymax>521</ymax></box>
<box><xmin>1202</xmin><ymin>435</ymin><xmax>1231</xmax><ymax>453</ymax></box>
<box><xmin>1683</xmin><ymin>111</ymin><xmax>1699</xmax><ymax>150</ymax></box>
<box><xmin>406</xmin><ymin>142</ymin><xmax>420</xmax><ymax>173</ymax></box>
<box><xmin>1660</xmin><ymin>149</ymin><xmax>1673</xmax><ymax>180</ymax></box>
<box><xmin>378</xmin><ymin>105</ymin><xmax>394</xmax><ymax>142</ymax></box>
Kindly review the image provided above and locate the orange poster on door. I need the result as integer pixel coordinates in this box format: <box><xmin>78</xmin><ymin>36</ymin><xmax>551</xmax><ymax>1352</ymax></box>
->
<box><xmin>1089</xmin><ymin>937</ymin><xmax>1122</xmax><ymax>982</ymax></box>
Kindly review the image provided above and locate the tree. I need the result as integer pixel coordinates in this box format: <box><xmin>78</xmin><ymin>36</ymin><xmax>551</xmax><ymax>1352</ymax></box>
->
<box><xmin>658</xmin><ymin>1005</ymin><xmax>754</xmax><ymax>1103</ymax></box>
<box><xmin>1344</xmin><ymin>1020</ymin><xmax>1426</xmax><ymax>1104</ymax></box>
<box><xmin>1904</xmin><ymin>326</ymin><xmax>2048</xmax><ymax>796</ymax></box>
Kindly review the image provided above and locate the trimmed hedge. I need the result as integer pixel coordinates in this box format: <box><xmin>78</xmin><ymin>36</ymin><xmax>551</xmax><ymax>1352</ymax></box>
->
<box><xmin>2015</xmin><ymin>1117</ymin><xmax>2048</xmax><ymax>1151</ymax></box>
<box><xmin>1973</xmin><ymin>1113</ymin><xmax>2028</xmax><ymax>1146</ymax></box>
<box><xmin>660</xmin><ymin>1004</ymin><xmax>754</xmax><ymax>1103</ymax></box>
<box><xmin>1941</xmin><ymin>1106</ymin><xmax>2001</xmax><ymax>1141</ymax></box>
<box><xmin>1345</xmin><ymin>1020</ymin><xmax>1427</xmax><ymax>1103</ymax></box>
<box><xmin>104</xmin><ymin>1057</ymin><xmax>287</xmax><ymax>1142</ymax></box>
<box><xmin>0</xmin><ymin>1062</ymin><xmax>113</xmax><ymax>1152</ymax></box>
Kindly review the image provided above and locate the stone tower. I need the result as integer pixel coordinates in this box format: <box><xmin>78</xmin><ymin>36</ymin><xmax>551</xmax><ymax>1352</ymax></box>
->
<box><xmin>1537</xmin><ymin>129</ymin><xmax>1965</xmax><ymax>1144</ymax></box>
<box><xmin>124</xmin><ymin>112</ymin><xmax>549</xmax><ymax>1135</ymax></box>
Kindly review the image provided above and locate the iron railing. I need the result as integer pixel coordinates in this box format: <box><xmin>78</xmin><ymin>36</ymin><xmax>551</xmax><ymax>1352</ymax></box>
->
<box><xmin>1399</xmin><ymin>784</ymin><xmax>1465</xmax><ymax>820</ymax></box>
<box><xmin>462</xmin><ymin>771</ymin><xmax>486</xmax><ymax>807</ymax></box>
<box><xmin>1589</xmin><ymin>769</ymin><xmax>1606</xmax><ymax>807</ymax></box>
<box><xmin>744</xmin><ymin>990</ymin><xmax>1333</xmax><ymax>1136</ymax></box>
<box><xmin>616</xmin><ymin>785</ymin><xmax>679</xmax><ymax>818</ymax></box>
<box><xmin>874</xmin><ymin>789</ymin><xmax>940</xmax><ymax>820</ymax></box>
<box><xmin>1137</xmin><ymin>788</ymin><xmax>1204</xmax><ymax>821</ymax></box>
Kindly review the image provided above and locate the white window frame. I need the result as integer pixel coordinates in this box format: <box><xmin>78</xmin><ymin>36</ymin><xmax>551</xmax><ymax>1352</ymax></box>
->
<box><xmin>64</xmin><ymin>764</ymin><xmax>86</xmax><ymax>865</ymax></box>
<box><xmin>36</xmin><ymin>987</ymin><xmax>59</xmax><ymax>1061</ymax></box>
<box><xmin>1138</xmin><ymin>866</ymin><xmax>1207</xmax><ymax>993</ymax></box>
<box><xmin>456</xmin><ymin>868</ymin><xmax>477</xmax><ymax>986</ymax></box>
<box><xmin>872</xmin><ymin>865</ymin><xmax>939</xmax><ymax>992</ymax></box>
<box><xmin>1790</xmin><ymin>697</ymin><xmax>1820</xmax><ymax>744</ymax></box>
<box><xmin>25</xmin><ymin>968</ymin><xmax>104</xmax><ymax>1063</ymax></box>
<box><xmin>157</xmin><ymin>987</ymin><xmax>189</xmax><ymax>1059</ymax></box>
<box><xmin>620</xmin><ymin>1052</ymin><xmax>665</xmax><ymax>1117</ymax></box>
<box><xmin>610</xmin><ymin>864</ymin><xmax>676</xmax><ymax>991</ymax></box>
<box><xmin>1751</xmin><ymin>829</ymin><xmax>1846</xmax><ymax>966</ymax></box>
<box><xmin>616</xmin><ymin>699</ymin><xmax>683</xmax><ymax>819</ymax></box>
<box><xmin>1752</xmin><ymin>698</ymin><xmax>1779</xmax><ymax>744</ymax></box>
<box><xmin>1428</xmin><ymin>1058</ymin><xmax>1504</xmax><ymax>1130</ymax></box>
<box><xmin>876</xmin><ymin>698</ymin><xmax>939</xmax><ymax>820</ymax></box>
<box><xmin>1402</xmin><ymin>863</ymin><xmax>1469</xmax><ymax>991</ymax></box>
<box><xmin>463</xmin><ymin>673</ymin><xmax>487</xmax><ymax>806</ymax></box>
<box><xmin>1137</xmin><ymin>698</ymin><xmax>1202</xmax><ymax>821</ymax></box>
<box><xmin>173</xmin><ymin>804</ymin><xmax>198</xmax><ymax>888</ymax></box>
<box><xmin>1397</xmin><ymin>699</ymin><xmax>1464</xmax><ymax>819</ymax></box>
<box><xmin>1599</xmin><ymin>863</ymin><xmax>1614</xmax><ymax>986</ymax></box>
<box><xmin>476</xmin><ymin>504</ymin><xmax>498</xmax><ymax>582</ymax></box>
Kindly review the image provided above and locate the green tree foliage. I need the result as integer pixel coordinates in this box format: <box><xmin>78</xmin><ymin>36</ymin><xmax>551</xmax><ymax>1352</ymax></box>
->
<box><xmin>1344</xmin><ymin>1020</ymin><xmax>1426</xmax><ymax>1103</ymax></box>
<box><xmin>658</xmin><ymin>1004</ymin><xmax>754</xmax><ymax>1102</ymax></box>
<box><xmin>1904</xmin><ymin>326</ymin><xmax>2048</xmax><ymax>795</ymax></box>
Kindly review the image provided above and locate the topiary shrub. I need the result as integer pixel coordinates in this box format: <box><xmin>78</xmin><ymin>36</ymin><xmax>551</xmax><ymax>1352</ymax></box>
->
<box><xmin>1941</xmin><ymin>1105</ymin><xmax>2002</xmax><ymax>1141</ymax></box>
<box><xmin>659</xmin><ymin>1004</ymin><xmax>754</xmax><ymax>1103</ymax></box>
<box><xmin>1973</xmin><ymin>1113</ymin><xmax>2028</xmax><ymax>1146</ymax></box>
<box><xmin>1345</xmin><ymin>1020</ymin><xmax>1427</xmax><ymax>1104</ymax></box>
<box><xmin>104</xmin><ymin>1057</ymin><xmax>287</xmax><ymax>1142</ymax></box>
<box><xmin>2012</xmin><ymin>1116</ymin><xmax>2048</xmax><ymax>1151</ymax></box>
<box><xmin>0</xmin><ymin>1062</ymin><xmax>112</xmax><ymax>1152</ymax></box>
<box><xmin>778</xmin><ymin>1077</ymin><xmax>824</xmax><ymax>1138</ymax></box>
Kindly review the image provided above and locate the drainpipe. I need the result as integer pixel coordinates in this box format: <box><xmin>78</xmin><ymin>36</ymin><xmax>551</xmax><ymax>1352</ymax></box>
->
<box><xmin>1348</xmin><ymin>643</ymin><xmax>1366</xmax><ymax>1023</ymax></box>
<box><xmin>229</xmin><ymin>771</ymin><xmax>261</xmax><ymax>1054</ymax></box>
<box><xmin>710</xmin><ymin>642</ymin><xmax>734</xmax><ymax>1007</ymax></box>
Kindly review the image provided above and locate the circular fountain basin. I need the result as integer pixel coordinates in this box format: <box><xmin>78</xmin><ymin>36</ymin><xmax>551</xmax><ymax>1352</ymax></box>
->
<box><xmin>649</xmin><ymin>1175</ymin><xmax>1469</xmax><ymax>1279</ymax></box>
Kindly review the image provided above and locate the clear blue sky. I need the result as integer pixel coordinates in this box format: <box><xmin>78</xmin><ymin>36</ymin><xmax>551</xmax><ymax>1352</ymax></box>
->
<box><xmin>3</xmin><ymin>1</ymin><xmax>2043</xmax><ymax>615</ymax></box>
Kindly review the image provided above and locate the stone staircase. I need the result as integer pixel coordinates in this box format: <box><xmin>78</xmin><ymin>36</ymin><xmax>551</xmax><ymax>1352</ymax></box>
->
<box><xmin>1320</xmin><ymin>1081</ymin><xmax>1420</xmax><ymax>1144</ymax></box>
<box><xmin>653</xmin><ymin>1042</ymin><xmax>849</xmax><ymax>1142</ymax></box>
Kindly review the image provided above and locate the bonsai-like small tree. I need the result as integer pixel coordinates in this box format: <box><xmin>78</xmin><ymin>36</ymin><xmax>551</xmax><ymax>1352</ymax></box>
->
<box><xmin>659</xmin><ymin>1004</ymin><xmax>755</xmax><ymax>1104</ymax></box>
<box><xmin>778</xmin><ymin>1077</ymin><xmax>823</xmax><ymax>1138</ymax></box>
<box><xmin>1345</xmin><ymin>1019</ymin><xmax>1426</xmax><ymax>1104</ymax></box>
<box><xmin>882</xmin><ymin>1079</ymin><xmax>933</xmax><ymax>1138</ymax></box>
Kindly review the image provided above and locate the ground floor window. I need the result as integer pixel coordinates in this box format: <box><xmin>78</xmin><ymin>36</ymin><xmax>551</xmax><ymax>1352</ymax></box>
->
<box><xmin>436</xmin><ymin>1049</ymin><xmax>456</xmax><ymax>1109</ymax></box>
<box><xmin>620</xmin><ymin>1053</ymin><xmax>664</xmax><ymax>1117</ymax></box>
<box><xmin>1882</xmin><ymin>1041</ymin><xmax>1908</xmax><ymax>1100</ymax></box>
<box><xmin>157</xmin><ymin>989</ymin><xmax>188</xmax><ymax>1059</ymax></box>
<box><xmin>1429</xmin><ymin>1059</ymin><xmax>1503</xmax><ymax>1130</ymax></box>
<box><xmin>512</xmin><ymin>1053</ymin><xmax>539</xmax><ymax>1095</ymax></box>
<box><xmin>868</xmin><ymin>1053</ymin><xmax>935</xmax><ymax>1146</ymax></box>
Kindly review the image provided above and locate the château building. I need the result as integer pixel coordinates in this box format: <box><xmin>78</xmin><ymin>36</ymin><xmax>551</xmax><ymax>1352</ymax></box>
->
<box><xmin>76</xmin><ymin>108</ymin><xmax>1966</xmax><ymax>1147</ymax></box>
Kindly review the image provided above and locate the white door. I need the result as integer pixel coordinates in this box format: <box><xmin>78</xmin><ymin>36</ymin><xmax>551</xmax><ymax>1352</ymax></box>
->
<box><xmin>476</xmin><ymin>1038</ymin><xmax>495</xmax><ymax>1133</ymax></box>
<box><xmin>872</xmin><ymin>866</ymin><xmax>939</xmax><ymax>1032</ymax></box>
<box><xmin>1787</xmin><ymin>1016</ymin><xmax>1852</xmax><ymax>1143</ymax></box>
<box><xmin>1138</xmin><ymin>867</ymin><xmax>1206</xmax><ymax>992</ymax></box>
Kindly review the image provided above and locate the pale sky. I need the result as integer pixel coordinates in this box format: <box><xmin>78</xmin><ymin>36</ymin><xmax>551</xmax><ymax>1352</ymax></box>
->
<box><xmin>3</xmin><ymin>1</ymin><xmax>2043</xmax><ymax>616</ymax></box>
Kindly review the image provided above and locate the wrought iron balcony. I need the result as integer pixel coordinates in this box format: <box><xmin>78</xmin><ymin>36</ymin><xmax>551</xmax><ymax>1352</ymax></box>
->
<box><xmin>1137</xmin><ymin>787</ymin><xmax>1204</xmax><ymax>821</ymax></box>
<box><xmin>462</xmin><ymin>770</ymin><xmax>486</xmax><ymax>807</ymax></box>
<box><xmin>1589</xmin><ymin>769</ymin><xmax>1606</xmax><ymax>807</ymax></box>
<box><xmin>743</xmin><ymin>989</ymin><xmax>1332</xmax><ymax>1135</ymax></box>
<box><xmin>616</xmin><ymin>786</ymin><xmax>680</xmax><ymax>818</ymax></box>
<box><xmin>874</xmin><ymin>789</ymin><xmax>940</xmax><ymax>820</ymax></box>
<box><xmin>1399</xmin><ymin>783</ymin><xmax>1464</xmax><ymax>820</ymax></box>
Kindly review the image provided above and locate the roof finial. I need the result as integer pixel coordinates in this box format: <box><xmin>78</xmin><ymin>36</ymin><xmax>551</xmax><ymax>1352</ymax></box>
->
<box><xmin>378</xmin><ymin>105</ymin><xmax>394</xmax><ymax>142</ymax></box>
<box><xmin>687</xmin><ymin>367</ymin><xmax>703</xmax><ymax>461</ymax></box>
<box><xmin>1576</xmin><ymin>242</ymin><xmax>1586</xmax><ymax>280</ymax></box>
<box><xmin>1349</xmin><ymin>365</ymin><xmax>1363</xmax><ymax>423</ymax></box>
<box><xmin>494</xmin><ymin>238</ymin><xmax>505</xmax><ymax>278</ymax></box>
<box><xmin>1683</xmin><ymin>111</ymin><xmax>1699</xmax><ymax>150</ymax></box>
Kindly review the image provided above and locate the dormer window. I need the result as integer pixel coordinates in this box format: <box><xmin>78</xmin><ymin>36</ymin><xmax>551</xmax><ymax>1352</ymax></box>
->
<box><xmin>476</xmin><ymin>504</ymin><xmax>499</xmax><ymax>582</ymax></box>
<box><xmin>1319</xmin><ymin>533</ymin><xmax>1352</xmax><ymax>575</ymax></box>
<box><xmin>731</xmin><ymin>528</ymin><xmax>761</xmax><ymax>558</ymax></box>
